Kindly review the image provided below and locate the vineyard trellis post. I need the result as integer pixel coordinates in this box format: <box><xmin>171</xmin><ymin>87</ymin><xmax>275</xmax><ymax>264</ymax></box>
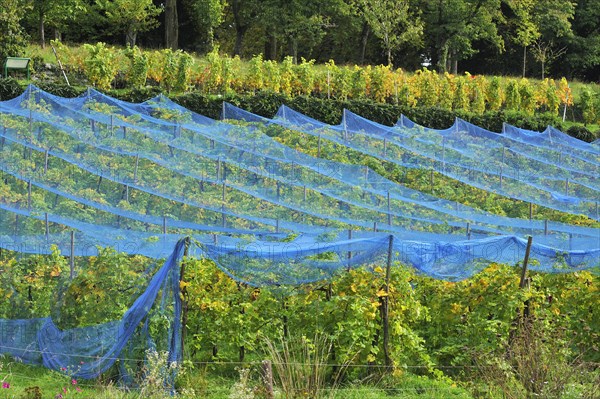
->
<box><xmin>70</xmin><ymin>231</ymin><xmax>75</xmax><ymax>279</ymax></box>
<box><xmin>180</xmin><ymin>236</ymin><xmax>191</xmax><ymax>358</ymax></box>
<box><xmin>382</xmin><ymin>234</ymin><xmax>394</xmax><ymax>368</ymax></box>
<box><xmin>44</xmin><ymin>212</ymin><xmax>49</xmax><ymax>240</ymax></box>
<box><xmin>519</xmin><ymin>236</ymin><xmax>533</xmax><ymax>290</ymax></box>
<box><xmin>262</xmin><ymin>360</ymin><xmax>274</xmax><ymax>399</ymax></box>
<box><xmin>347</xmin><ymin>229</ymin><xmax>352</xmax><ymax>262</ymax></box>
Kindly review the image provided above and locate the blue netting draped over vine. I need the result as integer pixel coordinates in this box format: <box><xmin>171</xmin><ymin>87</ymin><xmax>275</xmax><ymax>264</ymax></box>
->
<box><xmin>0</xmin><ymin>86</ymin><xmax>598</xmax><ymax>381</ymax></box>
<box><xmin>223</xmin><ymin>103</ymin><xmax>599</xmax><ymax>219</ymax></box>
<box><xmin>0</xmin><ymin>237</ymin><xmax>185</xmax><ymax>381</ymax></box>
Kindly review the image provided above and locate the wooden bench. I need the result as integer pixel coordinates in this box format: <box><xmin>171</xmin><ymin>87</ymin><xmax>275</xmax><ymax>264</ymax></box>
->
<box><xmin>3</xmin><ymin>57</ymin><xmax>31</xmax><ymax>79</ymax></box>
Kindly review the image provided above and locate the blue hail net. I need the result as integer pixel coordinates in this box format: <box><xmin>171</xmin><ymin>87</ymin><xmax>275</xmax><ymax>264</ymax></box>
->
<box><xmin>223</xmin><ymin>103</ymin><xmax>599</xmax><ymax>220</ymax></box>
<box><xmin>0</xmin><ymin>86</ymin><xmax>598</xmax><ymax>381</ymax></box>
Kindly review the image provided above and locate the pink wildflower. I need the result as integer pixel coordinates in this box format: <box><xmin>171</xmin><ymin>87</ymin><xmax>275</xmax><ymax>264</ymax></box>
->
<box><xmin>60</xmin><ymin>367</ymin><xmax>67</xmax><ymax>371</ymax></box>
<box><xmin>72</xmin><ymin>379</ymin><xmax>77</xmax><ymax>385</ymax></box>
<box><xmin>2</xmin><ymin>382</ymin><xmax>9</xmax><ymax>389</ymax></box>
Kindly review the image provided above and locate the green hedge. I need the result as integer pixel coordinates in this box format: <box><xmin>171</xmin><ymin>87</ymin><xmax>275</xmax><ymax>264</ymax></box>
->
<box><xmin>0</xmin><ymin>79</ymin><xmax>567</xmax><ymax>135</ymax></box>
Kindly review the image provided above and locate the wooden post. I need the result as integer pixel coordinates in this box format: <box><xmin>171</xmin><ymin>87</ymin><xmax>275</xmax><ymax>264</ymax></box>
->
<box><xmin>466</xmin><ymin>222</ymin><xmax>471</xmax><ymax>240</ymax></box>
<box><xmin>133</xmin><ymin>154</ymin><xmax>139</xmax><ymax>183</ymax></box>
<box><xmin>44</xmin><ymin>213</ymin><xmax>49</xmax><ymax>240</ymax></box>
<box><xmin>217</xmin><ymin>158</ymin><xmax>221</xmax><ymax>181</ymax></box>
<box><xmin>276</xmin><ymin>182</ymin><xmax>281</xmax><ymax>201</ymax></box>
<box><xmin>382</xmin><ymin>234</ymin><xmax>394</xmax><ymax>368</ymax></box>
<box><xmin>180</xmin><ymin>237</ymin><xmax>191</xmax><ymax>357</ymax></box>
<box><xmin>544</xmin><ymin>220</ymin><xmax>549</xmax><ymax>235</ymax></box>
<box><xmin>519</xmin><ymin>236</ymin><xmax>533</xmax><ymax>289</ymax></box>
<box><xmin>44</xmin><ymin>150</ymin><xmax>49</xmax><ymax>174</ymax></box>
<box><xmin>27</xmin><ymin>180</ymin><xmax>32</xmax><ymax>211</ymax></box>
<box><xmin>262</xmin><ymin>360</ymin><xmax>274</xmax><ymax>399</ymax></box>
<box><xmin>221</xmin><ymin>182</ymin><xmax>226</xmax><ymax>228</ymax></box>
<box><xmin>347</xmin><ymin>229</ymin><xmax>353</xmax><ymax>260</ymax></box>
<box><xmin>441</xmin><ymin>138</ymin><xmax>446</xmax><ymax>172</ymax></box>
<box><xmin>529</xmin><ymin>203</ymin><xmax>533</xmax><ymax>220</ymax></box>
<box><xmin>125</xmin><ymin>185</ymin><xmax>129</xmax><ymax>202</ymax></box>
<box><xmin>317</xmin><ymin>134</ymin><xmax>322</xmax><ymax>157</ymax></box>
<box><xmin>569</xmin><ymin>233</ymin><xmax>572</xmax><ymax>251</ymax></box>
<box><xmin>70</xmin><ymin>231</ymin><xmax>75</xmax><ymax>279</ymax></box>
<box><xmin>343</xmin><ymin>119</ymin><xmax>348</xmax><ymax>141</ymax></box>
<box><xmin>373</xmin><ymin>221</ymin><xmax>378</xmax><ymax>232</ymax></box>
<box><xmin>51</xmin><ymin>42</ymin><xmax>70</xmax><ymax>85</ymax></box>
<box><xmin>96</xmin><ymin>174</ymin><xmax>103</xmax><ymax>193</ymax></box>
<box><xmin>387</xmin><ymin>191</ymin><xmax>391</xmax><ymax>225</ymax></box>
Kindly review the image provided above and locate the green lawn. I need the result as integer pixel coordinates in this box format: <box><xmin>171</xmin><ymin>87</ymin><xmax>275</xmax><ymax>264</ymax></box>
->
<box><xmin>1</xmin><ymin>356</ymin><xmax>473</xmax><ymax>399</ymax></box>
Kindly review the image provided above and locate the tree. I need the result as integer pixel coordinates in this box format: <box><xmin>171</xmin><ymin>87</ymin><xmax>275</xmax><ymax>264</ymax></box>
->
<box><xmin>0</xmin><ymin>0</ymin><xmax>28</xmax><ymax>62</ymax></box>
<box><xmin>96</xmin><ymin>0</ymin><xmax>162</xmax><ymax>47</ymax></box>
<box><xmin>192</xmin><ymin>0</ymin><xmax>227</xmax><ymax>51</ymax></box>
<box><xmin>228</xmin><ymin>0</ymin><xmax>261</xmax><ymax>56</ymax></box>
<box><xmin>530</xmin><ymin>39</ymin><xmax>567</xmax><ymax>79</ymax></box>
<box><xmin>421</xmin><ymin>0</ymin><xmax>504</xmax><ymax>73</ymax></box>
<box><xmin>259</xmin><ymin>0</ymin><xmax>340</xmax><ymax>62</ymax></box>
<box><xmin>529</xmin><ymin>0</ymin><xmax>574</xmax><ymax>78</ymax></box>
<box><xmin>503</xmin><ymin>0</ymin><xmax>539</xmax><ymax>77</ymax></box>
<box><xmin>358</xmin><ymin>0</ymin><xmax>423</xmax><ymax>66</ymax></box>
<box><xmin>28</xmin><ymin>0</ymin><xmax>85</xmax><ymax>48</ymax></box>
<box><xmin>558</xmin><ymin>0</ymin><xmax>600</xmax><ymax>79</ymax></box>
<box><xmin>164</xmin><ymin>0</ymin><xmax>178</xmax><ymax>49</ymax></box>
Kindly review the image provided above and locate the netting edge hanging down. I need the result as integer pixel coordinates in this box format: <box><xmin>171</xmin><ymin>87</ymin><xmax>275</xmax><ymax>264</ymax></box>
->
<box><xmin>0</xmin><ymin>237</ymin><xmax>187</xmax><ymax>381</ymax></box>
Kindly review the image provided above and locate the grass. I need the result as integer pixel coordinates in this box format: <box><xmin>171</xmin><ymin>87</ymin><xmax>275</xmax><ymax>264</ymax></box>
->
<box><xmin>1</xmin><ymin>355</ymin><xmax>473</xmax><ymax>399</ymax></box>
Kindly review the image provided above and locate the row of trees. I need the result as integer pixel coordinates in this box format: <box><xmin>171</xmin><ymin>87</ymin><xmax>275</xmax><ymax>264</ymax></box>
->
<box><xmin>1</xmin><ymin>0</ymin><xmax>599</xmax><ymax>80</ymax></box>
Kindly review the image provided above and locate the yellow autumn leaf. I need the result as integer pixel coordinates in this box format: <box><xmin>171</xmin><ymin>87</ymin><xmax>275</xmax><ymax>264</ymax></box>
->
<box><xmin>50</xmin><ymin>266</ymin><xmax>61</xmax><ymax>277</ymax></box>
<box><xmin>374</xmin><ymin>266</ymin><xmax>384</xmax><ymax>274</ymax></box>
<box><xmin>376</xmin><ymin>289</ymin><xmax>388</xmax><ymax>297</ymax></box>
<box><xmin>450</xmin><ymin>303</ymin><xmax>462</xmax><ymax>314</ymax></box>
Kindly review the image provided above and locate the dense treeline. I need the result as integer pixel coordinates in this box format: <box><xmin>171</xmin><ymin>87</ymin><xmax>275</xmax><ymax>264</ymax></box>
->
<box><xmin>1</xmin><ymin>0</ymin><xmax>599</xmax><ymax>81</ymax></box>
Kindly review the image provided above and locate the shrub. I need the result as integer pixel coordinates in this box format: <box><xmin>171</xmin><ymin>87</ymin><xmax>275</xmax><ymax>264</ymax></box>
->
<box><xmin>579</xmin><ymin>88</ymin><xmax>598</xmax><ymax>126</ymax></box>
<box><xmin>82</xmin><ymin>42</ymin><xmax>118</xmax><ymax>91</ymax></box>
<box><xmin>566</xmin><ymin>125</ymin><xmax>595</xmax><ymax>142</ymax></box>
<box><xmin>125</xmin><ymin>45</ymin><xmax>149</xmax><ymax>89</ymax></box>
<box><xmin>0</xmin><ymin>77</ymin><xmax>23</xmax><ymax>100</ymax></box>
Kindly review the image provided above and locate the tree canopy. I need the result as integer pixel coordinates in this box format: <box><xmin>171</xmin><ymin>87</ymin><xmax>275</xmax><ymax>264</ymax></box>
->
<box><xmin>8</xmin><ymin>0</ymin><xmax>600</xmax><ymax>80</ymax></box>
